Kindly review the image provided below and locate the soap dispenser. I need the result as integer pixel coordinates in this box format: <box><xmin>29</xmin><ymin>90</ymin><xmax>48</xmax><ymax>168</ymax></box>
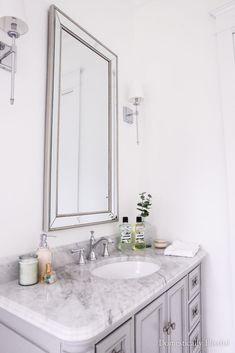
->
<box><xmin>36</xmin><ymin>234</ymin><xmax>54</xmax><ymax>282</ymax></box>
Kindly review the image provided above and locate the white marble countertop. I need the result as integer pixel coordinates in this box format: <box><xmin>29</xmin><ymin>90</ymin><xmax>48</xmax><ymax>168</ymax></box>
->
<box><xmin>0</xmin><ymin>248</ymin><xmax>205</xmax><ymax>343</ymax></box>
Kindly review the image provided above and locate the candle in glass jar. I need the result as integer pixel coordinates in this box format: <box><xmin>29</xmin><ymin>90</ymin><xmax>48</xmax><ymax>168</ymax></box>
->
<box><xmin>18</xmin><ymin>254</ymin><xmax>39</xmax><ymax>286</ymax></box>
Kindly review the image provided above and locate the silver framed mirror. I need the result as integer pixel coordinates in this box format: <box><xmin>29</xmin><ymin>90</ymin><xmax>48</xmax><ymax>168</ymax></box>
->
<box><xmin>43</xmin><ymin>5</ymin><xmax>118</xmax><ymax>231</ymax></box>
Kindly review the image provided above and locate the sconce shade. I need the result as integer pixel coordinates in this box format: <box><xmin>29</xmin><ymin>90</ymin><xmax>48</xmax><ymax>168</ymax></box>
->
<box><xmin>0</xmin><ymin>0</ymin><xmax>28</xmax><ymax>36</ymax></box>
<box><xmin>128</xmin><ymin>80</ymin><xmax>144</xmax><ymax>104</ymax></box>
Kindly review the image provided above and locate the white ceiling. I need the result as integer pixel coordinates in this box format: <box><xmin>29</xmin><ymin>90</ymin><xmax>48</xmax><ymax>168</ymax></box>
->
<box><xmin>130</xmin><ymin>0</ymin><xmax>156</xmax><ymax>6</ymax></box>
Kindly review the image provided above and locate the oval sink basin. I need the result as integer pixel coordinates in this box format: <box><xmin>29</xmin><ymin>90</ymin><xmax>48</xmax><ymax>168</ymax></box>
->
<box><xmin>91</xmin><ymin>261</ymin><xmax>160</xmax><ymax>280</ymax></box>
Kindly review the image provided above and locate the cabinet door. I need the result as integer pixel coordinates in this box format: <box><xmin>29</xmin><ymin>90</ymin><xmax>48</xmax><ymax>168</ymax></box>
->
<box><xmin>0</xmin><ymin>323</ymin><xmax>48</xmax><ymax>353</ymax></box>
<box><xmin>135</xmin><ymin>294</ymin><xmax>166</xmax><ymax>353</ymax></box>
<box><xmin>96</xmin><ymin>320</ymin><xmax>132</xmax><ymax>353</ymax></box>
<box><xmin>167</xmin><ymin>278</ymin><xmax>187</xmax><ymax>353</ymax></box>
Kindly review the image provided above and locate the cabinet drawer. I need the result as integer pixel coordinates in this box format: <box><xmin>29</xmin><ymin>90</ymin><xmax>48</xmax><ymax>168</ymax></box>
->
<box><xmin>189</xmin><ymin>294</ymin><xmax>200</xmax><ymax>332</ymax></box>
<box><xmin>189</xmin><ymin>323</ymin><xmax>201</xmax><ymax>353</ymax></box>
<box><xmin>188</xmin><ymin>266</ymin><xmax>200</xmax><ymax>300</ymax></box>
<box><xmin>96</xmin><ymin>320</ymin><xmax>132</xmax><ymax>353</ymax></box>
<box><xmin>0</xmin><ymin>323</ymin><xmax>48</xmax><ymax>353</ymax></box>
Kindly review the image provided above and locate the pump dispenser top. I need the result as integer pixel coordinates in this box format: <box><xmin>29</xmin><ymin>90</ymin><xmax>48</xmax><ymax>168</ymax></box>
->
<box><xmin>39</xmin><ymin>233</ymin><xmax>49</xmax><ymax>248</ymax></box>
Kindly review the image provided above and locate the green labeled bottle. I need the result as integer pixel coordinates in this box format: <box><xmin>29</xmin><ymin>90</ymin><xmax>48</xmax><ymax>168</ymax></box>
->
<box><xmin>133</xmin><ymin>216</ymin><xmax>146</xmax><ymax>250</ymax></box>
<box><xmin>118</xmin><ymin>217</ymin><xmax>132</xmax><ymax>251</ymax></box>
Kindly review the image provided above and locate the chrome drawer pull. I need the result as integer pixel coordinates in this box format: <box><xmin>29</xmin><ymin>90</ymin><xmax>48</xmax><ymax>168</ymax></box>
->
<box><xmin>192</xmin><ymin>307</ymin><xmax>199</xmax><ymax>318</ymax></box>
<box><xmin>163</xmin><ymin>323</ymin><xmax>171</xmax><ymax>335</ymax></box>
<box><xmin>192</xmin><ymin>277</ymin><xmax>198</xmax><ymax>288</ymax></box>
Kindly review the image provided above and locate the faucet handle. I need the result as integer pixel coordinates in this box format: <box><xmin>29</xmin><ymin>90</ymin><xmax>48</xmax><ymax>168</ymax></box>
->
<box><xmin>70</xmin><ymin>243</ymin><xmax>80</xmax><ymax>254</ymax></box>
<box><xmin>77</xmin><ymin>248</ymin><xmax>86</xmax><ymax>265</ymax></box>
<box><xmin>102</xmin><ymin>242</ymin><xmax>110</xmax><ymax>257</ymax></box>
<box><xmin>71</xmin><ymin>247</ymin><xmax>86</xmax><ymax>265</ymax></box>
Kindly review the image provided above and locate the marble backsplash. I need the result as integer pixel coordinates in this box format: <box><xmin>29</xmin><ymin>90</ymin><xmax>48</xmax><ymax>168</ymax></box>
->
<box><xmin>0</xmin><ymin>233</ymin><xmax>118</xmax><ymax>285</ymax></box>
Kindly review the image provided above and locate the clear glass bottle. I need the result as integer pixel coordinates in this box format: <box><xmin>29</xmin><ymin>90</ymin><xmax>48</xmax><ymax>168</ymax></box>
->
<box><xmin>118</xmin><ymin>217</ymin><xmax>132</xmax><ymax>251</ymax></box>
<box><xmin>133</xmin><ymin>216</ymin><xmax>146</xmax><ymax>250</ymax></box>
<box><xmin>36</xmin><ymin>234</ymin><xmax>52</xmax><ymax>282</ymax></box>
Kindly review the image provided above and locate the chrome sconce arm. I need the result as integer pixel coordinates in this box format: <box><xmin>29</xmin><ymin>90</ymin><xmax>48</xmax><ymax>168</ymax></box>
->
<box><xmin>0</xmin><ymin>0</ymin><xmax>28</xmax><ymax>105</ymax></box>
<box><xmin>123</xmin><ymin>81</ymin><xmax>144</xmax><ymax>145</ymax></box>
<box><xmin>0</xmin><ymin>35</ymin><xmax>17</xmax><ymax>105</ymax></box>
<box><xmin>10</xmin><ymin>36</ymin><xmax>16</xmax><ymax>105</ymax></box>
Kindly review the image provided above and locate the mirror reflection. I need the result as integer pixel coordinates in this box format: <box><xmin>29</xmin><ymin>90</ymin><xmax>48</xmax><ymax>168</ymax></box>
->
<box><xmin>58</xmin><ymin>29</ymin><xmax>109</xmax><ymax>215</ymax></box>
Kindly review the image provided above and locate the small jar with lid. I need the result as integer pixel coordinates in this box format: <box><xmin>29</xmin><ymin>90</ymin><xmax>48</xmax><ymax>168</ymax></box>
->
<box><xmin>18</xmin><ymin>254</ymin><xmax>39</xmax><ymax>286</ymax></box>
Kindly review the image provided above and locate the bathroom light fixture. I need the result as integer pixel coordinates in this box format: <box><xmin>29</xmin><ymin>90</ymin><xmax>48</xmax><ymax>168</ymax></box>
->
<box><xmin>123</xmin><ymin>81</ymin><xmax>144</xmax><ymax>144</ymax></box>
<box><xmin>0</xmin><ymin>0</ymin><xmax>28</xmax><ymax>104</ymax></box>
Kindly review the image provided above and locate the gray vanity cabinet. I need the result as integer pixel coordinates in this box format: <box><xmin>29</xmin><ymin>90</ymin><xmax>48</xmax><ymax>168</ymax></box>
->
<box><xmin>135</xmin><ymin>294</ymin><xmax>166</xmax><ymax>353</ymax></box>
<box><xmin>167</xmin><ymin>278</ymin><xmax>187</xmax><ymax>353</ymax></box>
<box><xmin>0</xmin><ymin>323</ymin><xmax>48</xmax><ymax>353</ymax></box>
<box><xmin>95</xmin><ymin>320</ymin><xmax>132</xmax><ymax>353</ymax></box>
<box><xmin>135</xmin><ymin>277</ymin><xmax>187</xmax><ymax>353</ymax></box>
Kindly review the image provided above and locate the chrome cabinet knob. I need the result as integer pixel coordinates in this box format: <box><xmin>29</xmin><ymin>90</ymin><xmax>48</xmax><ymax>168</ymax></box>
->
<box><xmin>163</xmin><ymin>322</ymin><xmax>176</xmax><ymax>335</ymax></box>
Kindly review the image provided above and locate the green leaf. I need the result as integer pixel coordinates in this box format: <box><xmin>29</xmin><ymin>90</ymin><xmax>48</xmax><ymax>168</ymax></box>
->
<box><xmin>137</xmin><ymin>191</ymin><xmax>152</xmax><ymax>218</ymax></box>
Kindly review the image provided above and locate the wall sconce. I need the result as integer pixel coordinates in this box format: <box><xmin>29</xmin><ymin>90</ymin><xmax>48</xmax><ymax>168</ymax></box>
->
<box><xmin>123</xmin><ymin>81</ymin><xmax>144</xmax><ymax>144</ymax></box>
<box><xmin>0</xmin><ymin>0</ymin><xmax>28</xmax><ymax>104</ymax></box>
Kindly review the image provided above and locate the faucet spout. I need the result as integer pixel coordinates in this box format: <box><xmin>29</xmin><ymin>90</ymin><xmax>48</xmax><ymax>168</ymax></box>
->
<box><xmin>93</xmin><ymin>237</ymin><xmax>109</xmax><ymax>249</ymax></box>
<box><xmin>87</xmin><ymin>231</ymin><xmax>111</xmax><ymax>261</ymax></box>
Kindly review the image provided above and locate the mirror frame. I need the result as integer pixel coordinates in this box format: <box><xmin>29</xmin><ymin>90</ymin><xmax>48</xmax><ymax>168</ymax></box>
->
<box><xmin>43</xmin><ymin>5</ymin><xmax>118</xmax><ymax>231</ymax></box>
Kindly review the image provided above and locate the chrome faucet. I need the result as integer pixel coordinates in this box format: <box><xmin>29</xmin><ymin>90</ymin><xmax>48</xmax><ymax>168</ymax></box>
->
<box><xmin>87</xmin><ymin>231</ymin><xmax>112</xmax><ymax>261</ymax></box>
<box><xmin>71</xmin><ymin>246</ymin><xmax>86</xmax><ymax>265</ymax></box>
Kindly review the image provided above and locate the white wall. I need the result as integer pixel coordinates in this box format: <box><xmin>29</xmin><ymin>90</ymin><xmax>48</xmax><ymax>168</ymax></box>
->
<box><xmin>0</xmin><ymin>0</ymin><xmax>142</xmax><ymax>257</ymax></box>
<box><xmin>133</xmin><ymin>0</ymin><xmax>234</xmax><ymax>351</ymax></box>
<box><xmin>0</xmin><ymin>0</ymin><xmax>234</xmax><ymax>351</ymax></box>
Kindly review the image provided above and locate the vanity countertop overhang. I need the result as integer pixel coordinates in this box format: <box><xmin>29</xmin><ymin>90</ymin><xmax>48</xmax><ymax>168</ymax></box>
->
<box><xmin>0</xmin><ymin>248</ymin><xmax>205</xmax><ymax>343</ymax></box>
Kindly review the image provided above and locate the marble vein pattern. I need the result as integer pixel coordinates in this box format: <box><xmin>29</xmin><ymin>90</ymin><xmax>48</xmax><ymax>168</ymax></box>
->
<box><xmin>0</xmin><ymin>246</ymin><xmax>205</xmax><ymax>343</ymax></box>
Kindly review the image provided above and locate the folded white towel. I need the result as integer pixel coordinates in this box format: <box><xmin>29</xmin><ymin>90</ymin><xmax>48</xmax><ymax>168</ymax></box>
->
<box><xmin>164</xmin><ymin>240</ymin><xmax>200</xmax><ymax>258</ymax></box>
